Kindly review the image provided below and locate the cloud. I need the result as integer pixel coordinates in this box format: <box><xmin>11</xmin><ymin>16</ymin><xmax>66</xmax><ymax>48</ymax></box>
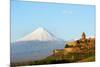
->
<box><xmin>62</xmin><ymin>10</ymin><xmax>73</xmax><ymax>15</ymax></box>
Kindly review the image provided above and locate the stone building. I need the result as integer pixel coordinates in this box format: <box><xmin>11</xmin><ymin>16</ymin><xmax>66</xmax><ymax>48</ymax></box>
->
<box><xmin>76</xmin><ymin>32</ymin><xmax>88</xmax><ymax>49</ymax></box>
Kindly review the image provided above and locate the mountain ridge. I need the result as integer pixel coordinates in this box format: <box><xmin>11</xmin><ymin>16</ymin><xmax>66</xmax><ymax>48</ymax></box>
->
<box><xmin>16</xmin><ymin>27</ymin><xmax>62</xmax><ymax>42</ymax></box>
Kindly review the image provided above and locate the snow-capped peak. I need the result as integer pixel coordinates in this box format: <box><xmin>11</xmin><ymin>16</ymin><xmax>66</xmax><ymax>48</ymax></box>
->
<box><xmin>17</xmin><ymin>27</ymin><xmax>61</xmax><ymax>42</ymax></box>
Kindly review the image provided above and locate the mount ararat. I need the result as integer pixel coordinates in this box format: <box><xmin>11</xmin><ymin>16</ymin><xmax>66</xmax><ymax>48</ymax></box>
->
<box><xmin>11</xmin><ymin>27</ymin><xmax>65</xmax><ymax>63</ymax></box>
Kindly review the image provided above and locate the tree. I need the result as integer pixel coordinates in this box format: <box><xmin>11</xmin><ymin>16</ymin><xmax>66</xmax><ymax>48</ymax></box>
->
<box><xmin>65</xmin><ymin>44</ymin><xmax>69</xmax><ymax>48</ymax></box>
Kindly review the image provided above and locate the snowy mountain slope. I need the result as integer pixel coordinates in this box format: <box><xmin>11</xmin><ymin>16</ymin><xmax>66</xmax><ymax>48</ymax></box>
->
<box><xmin>17</xmin><ymin>27</ymin><xmax>61</xmax><ymax>42</ymax></box>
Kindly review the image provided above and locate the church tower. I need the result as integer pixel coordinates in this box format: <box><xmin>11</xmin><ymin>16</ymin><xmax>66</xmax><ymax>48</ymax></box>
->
<box><xmin>81</xmin><ymin>32</ymin><xmax>86</xmax><ymax>42</ymax></box>
<box><xmin>80</xmin><ymin>32</ymin><xmax>87</xmax><ymax>49</ymax></box>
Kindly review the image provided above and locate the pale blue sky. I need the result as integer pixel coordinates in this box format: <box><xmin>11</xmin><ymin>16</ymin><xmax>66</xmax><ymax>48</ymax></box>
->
<box><xmin>11</xmin><ymin>0</ymin><xmax>95</xmax><ymax>42</ymax></box>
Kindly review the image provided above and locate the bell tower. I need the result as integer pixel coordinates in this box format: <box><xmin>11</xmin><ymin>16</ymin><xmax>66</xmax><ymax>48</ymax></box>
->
<box><xmin>81</xmin><ymin>32</ymin><xmax>86</xmax><ymax>41</ymax></box>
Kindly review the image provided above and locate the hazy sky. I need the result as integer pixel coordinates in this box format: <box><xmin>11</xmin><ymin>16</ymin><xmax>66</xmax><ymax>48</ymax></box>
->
<box><xmin>11</xmin><ymin>0</ymin><xmax>95</xmax><ymax>42</ymax></box>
